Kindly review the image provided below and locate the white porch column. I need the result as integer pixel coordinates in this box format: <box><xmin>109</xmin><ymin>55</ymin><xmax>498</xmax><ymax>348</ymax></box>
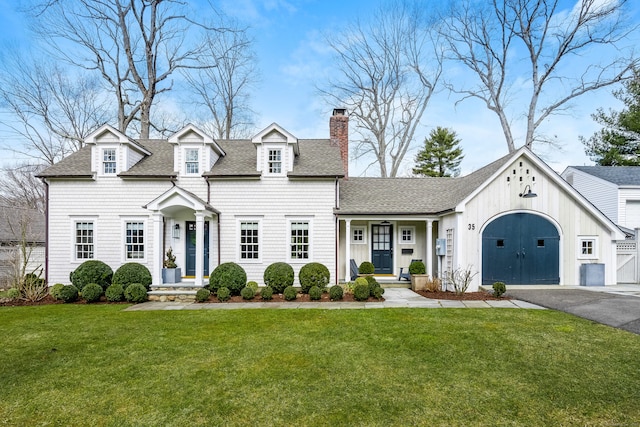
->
<box><xmin>194</xmin><ymin>212</ymin><xmax>205</xmax><ymax>287</ymax></box>
<box><xmin>152</xmin><ymin>212</ymin><xmax>163</xmax><ymax>286</ymax></box>
<box><xmin>426</xmin><ymin>219</ymin><xmax>433</xmax><ymax>278</ymax></box>
<box><xmin>344</xmin><ymin>219</ymin><xmax>351</xmax><ymax>282</ymax></box>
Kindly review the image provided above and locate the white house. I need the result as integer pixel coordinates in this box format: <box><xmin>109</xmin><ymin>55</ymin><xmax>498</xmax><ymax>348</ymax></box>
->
<box><xmin>38</xmin><ymin>109</ymin><xmax>625</xmax><ymax>295</ymax></box>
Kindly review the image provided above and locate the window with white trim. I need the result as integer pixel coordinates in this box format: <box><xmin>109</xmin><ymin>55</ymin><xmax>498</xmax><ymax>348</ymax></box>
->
<box><xmin>399</xmin><ymin>226</ymin><xmax>415</xmax><ymax>244</ymax></box>
<box><xmin>185</xmin><ymin>149</ymin><xmax>199</xmax><ymax>174</ymax></box>
<box><xmin>290</xmin><ymin>221</ymin><xmax>310</xmax><ymax>260</ymax></box>
<box><xmin>240</xmin><ymin>221</ymin><xmax>260</xmax><ymax>260</ymax></box>
<box><xmin>103</xmin><ymin>149</ymin><xmax>117</xmax><ymax>174</ymax></box>
<box><xmin>268</xmin><ymin>149</ymin><xmax>282</xmax><ymax>174</ymax></box>
<box><xmin>579</xmin><ymin>237</ymin><xmax>598</xmax><ymax>259</ymax></box>
<box><xmin>125</xmin><ymin>221</ymin><xmax>145</xmax><ymax>260</ymax></box>
<box><xmin>75</xmin><ymin>221</ymin><xmax>94</xmax><ymax>259</ymax></box>
<box><xmin>352</xmin><ymin>226</ymin><xmax>366</xmax><ymax>244</ymax></box>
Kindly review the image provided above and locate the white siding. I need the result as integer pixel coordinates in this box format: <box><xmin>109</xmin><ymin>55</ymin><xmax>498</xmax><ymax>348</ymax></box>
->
<box><xmin>562</xmin><ymin>168</ymin><xmax>619</xmax><ymax>223</ymax></box>
<box><xmin>618</xmin><ymin>189</ymin><xmax>640</xmax><ymax>229</ymax></box>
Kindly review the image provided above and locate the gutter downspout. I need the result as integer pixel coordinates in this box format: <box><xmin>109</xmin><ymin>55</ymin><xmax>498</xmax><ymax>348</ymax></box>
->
<box><xmin>42</xmin><ymin>179</ymin><xmax>49</xmax><ymax>286</ymax></box>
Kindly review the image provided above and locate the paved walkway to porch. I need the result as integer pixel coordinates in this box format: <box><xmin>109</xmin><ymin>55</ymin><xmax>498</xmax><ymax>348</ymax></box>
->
<box><xmin>125</xmin><ymin>288</ymin><xmax>544</xmax><ymax>311</ymax></box>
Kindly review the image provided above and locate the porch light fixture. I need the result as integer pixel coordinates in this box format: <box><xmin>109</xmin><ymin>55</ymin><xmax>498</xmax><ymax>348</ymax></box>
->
<box><xmin>173</xmin><ymin>223</ymin><xmax>180</xmax><ymax>239</ymax></box>
<box><xmin>519</xmin><ymin>185</ymin><xmax>537</xmax><ymax>198</ymax></box>
<box><xmin>380</xmin><ymin>220</ymin><xmax>391</xmax><ymax>225</ymax></box>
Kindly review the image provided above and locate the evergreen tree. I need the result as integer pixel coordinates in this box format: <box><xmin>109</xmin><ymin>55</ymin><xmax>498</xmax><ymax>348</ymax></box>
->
<box><xmin>413</xmin><ymin>127</ymin><xmax>464</xmax><ymax>177</ymax></box>
<box><xmin>582</xmin><ymin>70</ymin><xmax>640</xmax><ymax>166</ymax></box>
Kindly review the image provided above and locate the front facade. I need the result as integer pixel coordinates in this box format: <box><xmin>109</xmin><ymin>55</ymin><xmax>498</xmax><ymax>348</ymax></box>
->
<box><xmin>40</xmin><ymin>111</ymin><xmax>625</xmax><ymax>292</ymax></box>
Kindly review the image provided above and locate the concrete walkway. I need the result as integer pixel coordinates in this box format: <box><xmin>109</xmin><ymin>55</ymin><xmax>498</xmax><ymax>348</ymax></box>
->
<box><xmin>507</xmin><ymin>285</ymin><xmax>640</xmax><ymax>335</ymax></box>
<box><xmin>125</xmin><ymin>288</ymin><xmax>544</xmax><ymax>311</ymax></box>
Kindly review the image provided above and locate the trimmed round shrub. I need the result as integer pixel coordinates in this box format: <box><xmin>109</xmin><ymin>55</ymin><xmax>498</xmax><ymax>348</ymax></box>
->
<box><xmin>241</xmin><ymin>286</ymin><xmax>255</xmax><ymax>300</ymax></box>
<box><xmin>264</xmin><ymin>262</ymin><xmax>294</xmax><ymax>294</ymax></box>
<box><xmin>124</xmin><ymin>283</ymin><xmax>148</xmax><ymax>303</ymax></box>
<box><xmin>409</xmin><ymin>260</ymin><xmax>426</xmax><ymax>275</ymax></box>
<box><xmin>260</xmin><ymin>286</ymin><xmax>274</xmax><ymax>301</ymax></box>
<box><xmin>71</xmin><ymin>260</ymin><xmax>113</xmax><ymax>292</ymax></box>
<box><xmin>283</xmin><ymin>285</ymin><xmax>297</xmax><ymax>301</ymax></box>
<box><xmin>308</xmin><ymin>285</ymin><xmax>322</xmax><ymax>301</ymax></box>
<box><xmin>247</xmin><ymin>281</ymin><xmax>259</xmax><ymax>293</ymax></box>
<box><xmin>217</xmin><ymin>286</ymin><xmax>231</xmax><ymax>301</ymax></box>
<box><xmin>353</xmin><ymin>283</ymin><xmax>370</xmax><ymax>301</ymax></box>
<box><xmin>358</xmin><ymin>261</ymin><xmax>375</xmax><ymax>274</ymax></box>
<box><xmin>105</xmin><ymin>284</ymin><xmax>125</xmax><ymax>302</ymax></box>
<box><xmin>354</xmin><ymin>277</ymin><xmax>369</xmax><ymax>288</ymax></box>
<box><xmin>299</xmin><ymin>262</ymin><xmax>330</xmax><ymax>293</ymax></box>
<box><xmin>208</xmin><ymin>263</ymin><xmax>247</xmax><ymax>296</ymax></box>
<box><xmin>493</xmin><ymin>281</ymin><xmax>507</xmax><ymax>298</ymax></box>
<box><xmin>372</xmin><ymin>286</ymin><xmax>384</xmax><ymax>300</ymax></box>
<box><xmin>195</xmin><ymin>288</ymin><xmax>211</xmax><ymax>303</ymax></box>
<box><xmin>59</xmin><ymin>285</ymin><xmax>79</xmax><ymax>303</ymax></box>
<box><xmin>82</xmin><ymin>283</ymin><xmax>103</xmax><ymax>303</ymax></box>
<box><xmin>50</xmin><ymin>283</ymin><xmax>65</xmax><ymax>300</ymax></box>
<box><xmin>112</xmin><ymin>263</ymin><xmax>152</xmax><ymax>290</ymax></box>
<box><xmin>329</xmin><ymin>285</ymin><xmax>344</xmax><ymax>301</ymax></box>
<box><xmin>7</xmin><ymin>288</ymin><xmax>20</xmax><ymax>299</ymax></box>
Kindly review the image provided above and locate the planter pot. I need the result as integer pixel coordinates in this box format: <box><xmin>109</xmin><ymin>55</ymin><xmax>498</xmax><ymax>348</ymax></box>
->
<box><xmin>162</xmin><ymin>268</ymin><xmax>182</xmax><ymax>284</ymax></box>
<box><xmin>411</xmin><ymin>274</ymin><xmax>429</xmax><ymax>291</ymax></box>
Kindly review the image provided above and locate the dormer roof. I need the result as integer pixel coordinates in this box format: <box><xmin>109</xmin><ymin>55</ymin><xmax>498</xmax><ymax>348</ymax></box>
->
<box><xmin>251</xmin><ymin>123</ymin><xmax>300</xmax><ymax>155</ymax></box>
<box><xmin>168</xmin><ymin>124</ymin><xmax>226</xmax><ymax>156</ymax></box>
<box><xmin>85</xmin><ymin>124</ymin><xmax>151</xmax><ymax>155</ymax></box>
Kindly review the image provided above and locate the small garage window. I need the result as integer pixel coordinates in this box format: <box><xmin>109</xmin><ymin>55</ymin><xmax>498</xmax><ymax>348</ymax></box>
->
<box><xmin>578</xmin><ymin>236</ymin><xmax>598</xmax><ymax>260</ymax></box>
<box><xmin>496</xmin><ymin>239</ymin><xmax>504</xmax><ymax>247</ymax></box>
<box><xmin>537</xmin><ymin>239</ymin><xmax>545</xmax><ymax>247</ymax></box>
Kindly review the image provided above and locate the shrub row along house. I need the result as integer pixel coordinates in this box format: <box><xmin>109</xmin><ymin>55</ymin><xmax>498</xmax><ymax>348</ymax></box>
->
<box><xmin>38</xmin><ymin>109</ymin><xmax>624</xmax><ymax>297</ymax></box>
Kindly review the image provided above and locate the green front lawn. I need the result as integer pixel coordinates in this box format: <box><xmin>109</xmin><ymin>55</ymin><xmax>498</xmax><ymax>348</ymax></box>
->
<box><xmin>1</xmin><ymin>305</ymin><xmax>639</xmax><ymax>426</ymax></box>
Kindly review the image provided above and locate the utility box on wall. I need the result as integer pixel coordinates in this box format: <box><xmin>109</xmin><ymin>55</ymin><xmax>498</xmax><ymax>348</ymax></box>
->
<box><xmin>436</xmin><ymin>239</ymin><xmax>446</xmax><ymax>256</ymax></box>
<box><xmin>580</xmin><ymin>263</ymin><xmax>604</xmax><ymax>286</ymax></box>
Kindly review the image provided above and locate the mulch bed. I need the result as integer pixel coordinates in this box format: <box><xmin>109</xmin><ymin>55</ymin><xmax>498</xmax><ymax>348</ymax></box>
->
<box><xmin>0</xmin><ymin>295</ymin><xmax>129</xmax><ymax>307</ymax></box>
<box><xmin>199</xmin><ymin>292</ymin><xmax>383</xmax><ymax>303</ymax></box>
<box><xmin>415</xmin><ymin>290</ymin><xmax>510</xmax><ymax>301</ymax></box>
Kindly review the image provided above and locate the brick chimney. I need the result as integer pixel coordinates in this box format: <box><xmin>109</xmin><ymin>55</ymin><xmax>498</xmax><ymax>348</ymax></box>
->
<box><xmin>329</xmin><ymin>108</ymin><xmax>349</xmax><ymax>177</ymax></box>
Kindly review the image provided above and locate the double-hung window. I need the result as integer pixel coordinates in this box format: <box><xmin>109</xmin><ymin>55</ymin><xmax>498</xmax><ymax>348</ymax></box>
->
<box><xmin>240</xmin><ymin>221</ymin><xmax>260</xmax><ymax>260</ymax></box>
<box><xmin>75</xmin><ymin>221</ymin><xmax>94</xmax><ymax>259</ymax></box>
<box><xmin>103</xmin><ymin>149</ymin><xmax>117</xmax><ymax>174</ymax></box>
<box><xmin>290</xmin><ymin>221</ymin><xmax>309</xmax><ymax>260</ymax></box>
<box><xmin>268</xmin><ymin>149</ymin><xmax>282</xmax><ymax>174</ymax></box>
<box><xmin>125</xmin><ymin>222</ymin><xmax>145</xmax><ymax>260</ymax></box>
<box><xmin>185</xmin><ymin>149</ymin><xmax>199</xmax><ymax>174</ymax></box>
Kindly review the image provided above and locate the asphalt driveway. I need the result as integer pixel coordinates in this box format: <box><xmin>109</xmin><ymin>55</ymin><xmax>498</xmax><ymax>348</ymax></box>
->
<box><xmin>507</xmin><ymin>287</ymin><xmax>640</xmax><ymax>335</ymax></box>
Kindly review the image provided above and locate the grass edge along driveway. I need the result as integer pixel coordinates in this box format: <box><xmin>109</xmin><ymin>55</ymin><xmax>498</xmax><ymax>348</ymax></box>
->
<box><xmin>1</xmin><ymin>305</ymin><xmax>639</xmax><ymax>426</ymax></box>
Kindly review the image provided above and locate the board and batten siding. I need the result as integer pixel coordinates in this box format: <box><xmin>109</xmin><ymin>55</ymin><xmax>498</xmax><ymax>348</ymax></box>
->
<box><xmin>47</xmin><ymin>179</ymin><xmax>174</xmax><ymax>285</ymax></box>
<box><xmin>460</xmin><ymin>156</ymin><xmax>617</xmax><ymax>289</ymax></box>
<box><xmin>211</xmin><ymin>178</ymin><xmax>337</xmax><ymax>284</ymax></box>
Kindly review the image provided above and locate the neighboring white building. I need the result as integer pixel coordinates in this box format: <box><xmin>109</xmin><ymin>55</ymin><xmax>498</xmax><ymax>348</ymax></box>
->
<box><xmin>39</xmin><ymin>110</ymin><xmax>625</xmax><ymax>292</ymax></box>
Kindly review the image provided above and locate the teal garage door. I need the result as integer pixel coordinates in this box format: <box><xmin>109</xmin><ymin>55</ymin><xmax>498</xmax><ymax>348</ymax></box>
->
<box><xmin>482</xmin><ymin>213</ymin><xmax>559</xmax><ymax>285</ymax></box>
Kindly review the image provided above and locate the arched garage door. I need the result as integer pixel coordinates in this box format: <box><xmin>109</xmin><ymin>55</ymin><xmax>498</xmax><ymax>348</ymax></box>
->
<box><xmin>482</xmin><ymin>213</ymin><xmax>559</xmax><ymax>285</ymax></box>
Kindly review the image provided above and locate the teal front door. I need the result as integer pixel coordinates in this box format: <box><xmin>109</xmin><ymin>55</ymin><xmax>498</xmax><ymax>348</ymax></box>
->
<box><xmin>482</xmin><ymin>213</ymin><xmax>559</xmax><ymax>285</ymax></box>
<box><xmin>372</xmin><ymin>224</ymin><xmax>393</xmax><ymax>274</ymax></box>
<box><xmin>185</xmin><ymin>221</ymin><xmax>209</xmax><ymax>277</ymax></box>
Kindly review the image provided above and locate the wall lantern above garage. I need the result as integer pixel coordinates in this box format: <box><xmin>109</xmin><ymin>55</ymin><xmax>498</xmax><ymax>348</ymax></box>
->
<box><xmin>519</xmin><ymin>185</ymin><xmax>537</xmax><ymax>198</ymax></box>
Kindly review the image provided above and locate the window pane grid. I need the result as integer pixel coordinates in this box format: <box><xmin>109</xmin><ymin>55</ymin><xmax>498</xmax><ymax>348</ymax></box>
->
<box><xmin>185</xmin><ymin>149</ymin><xmax>199</xmax><ymax>174</ymax></box>
<box><xmin>75</xmin><ymin>222</ymin><xmax>94</xmax><ymax>259</ymax></box>
<box><xmin>268</xmin><ymin>150</ymin><xmax>282</xmax><ymax>173</ymax></box>
<box><xmin>103</xmin><ymin>149</ymin><xmax>116</xmax><ymax>174</ymax></box>
<box><xmin>290</xmin><ymin>222</ymin><xmax>309</xmax><ymax>259</ymax></box>
<box><xmin>240</xmin><ymin>222</ymin><xmax>259</xmax><ymax>259</ymax></box>
<box><xmin>126</xmin><ymin>222</ymin><xmax>144</xmax><ymax>259</ymax></box>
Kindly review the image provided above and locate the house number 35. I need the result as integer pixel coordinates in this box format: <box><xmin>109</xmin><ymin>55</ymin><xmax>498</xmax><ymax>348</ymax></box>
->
<box><xmin>468</xmin><ymin>224</ymin><xmax>475</xmax><ymax>230</ymax></box>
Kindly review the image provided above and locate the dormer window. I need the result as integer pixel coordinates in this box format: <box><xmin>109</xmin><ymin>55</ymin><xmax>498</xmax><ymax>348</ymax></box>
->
<box><xmin>268</xmin><ymin>149</ymin><xmax>282</xmax><ymax>174</ymax></box>
<box><xmin>185</xmin><ymin>149</ymin><xmax>199</xmax><ymax>174</ymax></box>
<box><xmin>103</xmin><ymin>149</ymin><xmax>117</xmax><ymax>174</ymax></box>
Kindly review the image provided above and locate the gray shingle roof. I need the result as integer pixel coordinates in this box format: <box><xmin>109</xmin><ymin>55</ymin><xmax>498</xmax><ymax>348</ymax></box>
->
<box><xmin>119</xmin><ymin>140</ymin><xmax>176</xmax><ymax>177</ymax></box>
<box><xmin>204</xmin><ymin>140</ymin><xmax>260</xmax><ymax>177</ymax></box>
<box><xmin>37</xmin><ymin>146</ymin><xmax>93</xmax><ymax>178</ymax></box>
<box><xmin>337</xmin><ymin>153</ymin><xmax>512</xmax><ymax>215</ymax></box>
<box><xmin>0</xmin><ymin>206</ymin><xmax>45</xmax><ymax>243</ymax></box>
<box><xmin>571</xmin><ymin>166</ymin><xmax>640</xmax><ymax>186</ymax></box>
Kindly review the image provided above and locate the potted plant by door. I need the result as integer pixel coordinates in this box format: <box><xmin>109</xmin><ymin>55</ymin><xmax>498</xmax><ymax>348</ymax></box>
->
<box><xmin>162</xmin><ymin>247</ymin><xmax>182</xmax><ymax>284</ymax></box>
<box><xmin>409</xmin><ymin>260</ymin><xmax>429</xmax><ymax>291</ymax></box>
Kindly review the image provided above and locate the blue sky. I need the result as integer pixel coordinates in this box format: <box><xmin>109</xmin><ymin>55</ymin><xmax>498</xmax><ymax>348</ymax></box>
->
<box><xmin>1</xmin><ymin>0</ymin><xmax>639</xmax><ymax>175</ymax></box>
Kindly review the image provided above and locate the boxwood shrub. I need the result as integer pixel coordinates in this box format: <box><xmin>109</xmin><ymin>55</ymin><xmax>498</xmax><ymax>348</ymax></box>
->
<box><xmin>105</xmin><ymin>284</ymin><xmax>125</xmax><ymax>302</ymax></box>
<box><xmin>70</xmin><ymin>260</ymin><xmax>113</xmax><ymax>292</ymax></box>
<box><xmin>124</xmin><ymin>283</ymin><xmax>148</xmax><ymax>303</ymax></box>
<box><xmin>260</xmin><ymin>286</ymin><xmax>274</xmax><ymax>301</ymax></box>
<box><xmin>240</xmin><ymin>286</ymin><xmax>255</xmax><ymax>300</ymax></box>
<box><xmin>298</xmin><ymin>262</ymin><xmax>330</xmax><ymax>293</ymax></box>
<box><xmin>372</xmin><ymin>286</ymin><xmax>384</xmax><ymax>300</ymax></box>
<box><xmin>246</xmin><ymin>281</ymin><xmax>259</xmax><ymax>293</ymax></box>
<box><xmin>358</xmin><ymin>261</ymin><xmax>375</xmax><ymax>275</ymax></box>
<box><xmin>217</xmin><ymin>286</ymin><xmax>231</xmax><ymax>301</ymax></box>
<box><xmin>329</xmin><ymin>285</ymin><xmax>343</xmax><ymax>301</ymax></box>
<box><xmin>208</xmin><ymin>263</ymin><xmax>246</xmax><ymax>296</ymax></box>
<box><xmin>195</xmin><ymin>288</ymin><xmax>211</xmax><ymax>303</ymax></box>
<box><xmin>50</xmin><ymin>283</ymin><xmax>65</xmax><ymax>300</ymax></box>
<box><xmin>493</xmin><ymin>281</ymin><xmax>507</xmax><ymax>298</ymax></box>
<box><xmin>353</xmin><ymin>283</ymin><xmax>370</xmax><ymax>301</ymax></box>
<box><xmin>308</xmin><ymin>285</ymin><xmax>322</xmax><ymax>301</ymax></box>
<box><xmin>112</xmin><ymin>263</ymin><xmax>152</xmax><ymax>290</ymax></box>
<box><xmin>7</xmin><ymin>288</ymin><xmax>20</xmax><ymax>299</ymax></box>
<box><xmin>283</xmin><ymin>285</ymin><xmax>297</xmax><ymax>301</ymax></box>
<box><xmin>82</xmin><ymin>283</ymin><xmax>103</xmax><ymax>303</ymax></box>
<box><xmin>264</xmin><ymin>262</ymin><xmax>294</xmax><ymax>294</ymax></box>
<box><xmin>59</xmin><ymin>285</ymin><xmax>79</xmax><ymax>303</ymax></box>
<box><xmin>409</xmin><ymin>260</ymin><xmax>426</xmax><ymax>275</ymax></box>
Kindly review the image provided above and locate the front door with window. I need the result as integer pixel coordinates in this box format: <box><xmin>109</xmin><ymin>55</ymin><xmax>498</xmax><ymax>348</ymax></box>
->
<box><xmin>372</xmin><ymin>224</ymin><xmax>393</xmax><ymax>274</ymax></box>
<box><xmin>185</xmin><ymin>221</ymin><xmax>209</xmax><ymax>277</ymax></box>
